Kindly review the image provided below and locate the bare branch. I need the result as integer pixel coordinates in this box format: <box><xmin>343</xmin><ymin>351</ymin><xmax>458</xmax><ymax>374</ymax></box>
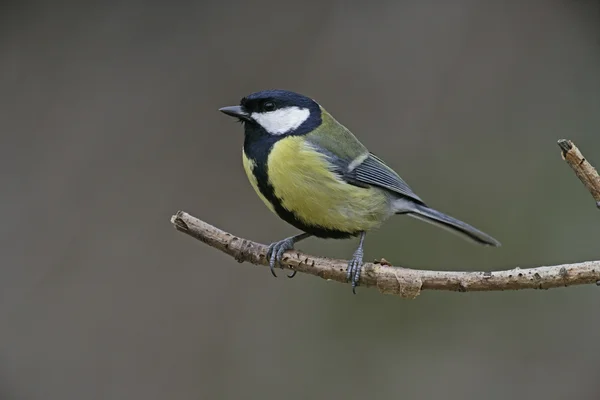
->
<box><xmin>170</xmin><ymin>140</ymin><xmax>600</xmax><ymax>298</ymax></box>
<box><xmin>558</xmin><ymin>139</ymin><xmax>600</xmax><ymax>209</ymax></box>
<box><xmin>171</xmin><ymin>211</ymin><xmax>600</xmax><ymax>299</ymax></box>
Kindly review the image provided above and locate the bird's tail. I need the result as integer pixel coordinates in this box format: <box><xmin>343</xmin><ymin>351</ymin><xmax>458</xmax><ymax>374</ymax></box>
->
<box><xmin>406</xmin><ymin>204</ymin><xmax>501</xmax><ymax>247</ymax></box>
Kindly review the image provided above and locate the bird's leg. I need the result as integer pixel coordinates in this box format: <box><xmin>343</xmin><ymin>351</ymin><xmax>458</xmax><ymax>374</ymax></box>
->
<box><xmin>266</xmin><ymin>232</ymin><xmax>312</xmax><ymax>278</ymax></box>
<box><xmin>346</xmin><ymin>231</ymin><xmax>366</xmax><ymax>294</ymax></box>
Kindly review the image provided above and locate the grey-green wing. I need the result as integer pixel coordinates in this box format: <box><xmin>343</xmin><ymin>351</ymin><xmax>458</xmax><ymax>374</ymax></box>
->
<box><xmin>348</xmin><ymin>153</ymin><xmax>425</xmax><ymax>204</ymax></box>
<box><xmin>306</xmin><ymin>108</ymin><xmax>424</xmax><ymax>205</ymax></box>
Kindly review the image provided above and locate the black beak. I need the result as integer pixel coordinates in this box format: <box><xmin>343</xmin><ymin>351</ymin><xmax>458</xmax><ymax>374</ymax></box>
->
<box><xmin>219</xmin><ymin>105</ymin><xmax>251</xmax><ymax>122</ymax></box>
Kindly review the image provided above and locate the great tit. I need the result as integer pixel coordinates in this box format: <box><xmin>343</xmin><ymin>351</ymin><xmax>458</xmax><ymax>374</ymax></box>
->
<box><xmin>219</xmin><ymin>89</ymin><xmax>500</xmax><ymax>293</ymax></box>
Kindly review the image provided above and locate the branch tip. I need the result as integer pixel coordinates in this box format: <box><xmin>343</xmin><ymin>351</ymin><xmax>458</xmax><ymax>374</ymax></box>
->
<box><xmin>557</xmin><ymin>139</ymin><xmax>573</xmax><ymax>154</ymax></box>
<box><xmin>171</xmin><ymin>211</ymin><xmax>190</xmax><ymax>232</ymax></box>
<box><xmin>558</xmin><ymin>139</ymin><xmax>600</xmax><ymax>206</ymax></box>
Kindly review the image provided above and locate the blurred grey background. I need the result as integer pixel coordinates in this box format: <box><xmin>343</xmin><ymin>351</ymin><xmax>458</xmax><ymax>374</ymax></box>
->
<box><xmin>2</xmin><ymin>1</ymin><xmax>600</xmax><ymax>399</ymax></box>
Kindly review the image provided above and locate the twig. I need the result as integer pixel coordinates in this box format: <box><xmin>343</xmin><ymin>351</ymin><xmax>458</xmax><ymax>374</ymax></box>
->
<box><xmin>558</xmin><ymin>139</ymin><xmax>600</xmax><ymax>209</ymax></box>
<box><xmin>171</xmin><ymin>211</ymin><xmax>600</xmax><ymax>299</ymax></box>
<box><xmin>170</xmin><ymin>140</ymin><xmax>600</xmax><ymax>298</ymax></box>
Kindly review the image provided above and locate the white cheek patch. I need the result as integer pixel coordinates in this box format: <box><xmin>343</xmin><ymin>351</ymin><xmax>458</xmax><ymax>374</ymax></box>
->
<box><xmin>251</xmin><ymin>107</ymin><xmax>310</xmax><ymax>135</ymax></box>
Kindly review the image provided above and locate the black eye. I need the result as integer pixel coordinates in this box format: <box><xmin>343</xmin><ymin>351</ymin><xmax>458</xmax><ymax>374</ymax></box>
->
<box><xmin>263</xmin><ymin>101</ymin><xmax>276</xmax><ymax>112</ymax></box>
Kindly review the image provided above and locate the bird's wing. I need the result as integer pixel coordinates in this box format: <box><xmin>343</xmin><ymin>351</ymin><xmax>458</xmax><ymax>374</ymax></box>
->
<box><xmin>344</xmin><ymin>153</ymin><xmax>425</xmax><ymax>204</ymax></box>
<box><xmin>304</xmin><ymin>110</ymin><xmax>424</xmax><ymax>204</ymax></box>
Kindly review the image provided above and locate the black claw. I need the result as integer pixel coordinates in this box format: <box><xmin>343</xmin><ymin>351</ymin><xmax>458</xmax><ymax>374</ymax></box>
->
<box><xmin>266</xmin><ymin>238</ymin><xmax>297</xmax><ymax>278</ymax></box>
<box><xmin>267</xmin><ymin>243</ymin><xmax>278</xmax><ymax>277</ymax></box>
<box><xmin>269</xmin><ymin>261</ymin><xmax>278</xmax><ymax>278</ymax></box>
<box><xmin>287</xmin><ymin>270</ymin><xmax>297</xmax><ymax>278</ymax></box>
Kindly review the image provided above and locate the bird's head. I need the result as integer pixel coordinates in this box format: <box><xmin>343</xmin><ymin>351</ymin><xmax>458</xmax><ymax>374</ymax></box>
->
<box><xmin>219</xmin><ymin>89</ymin><xmax>322</xmax><ymax>137</ymax></box>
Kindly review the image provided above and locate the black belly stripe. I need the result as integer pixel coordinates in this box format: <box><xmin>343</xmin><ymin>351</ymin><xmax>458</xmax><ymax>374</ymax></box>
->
<box><xmin>244</xmin><ymin>135</ymin><xmax>358</xmax><ymax>239</ymax></box>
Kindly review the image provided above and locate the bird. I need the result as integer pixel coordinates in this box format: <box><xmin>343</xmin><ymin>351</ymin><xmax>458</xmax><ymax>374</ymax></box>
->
<box><xmin>219</xmin><ymin>89</ymin><xmax>500</xmax><ymax>293</ymax></box>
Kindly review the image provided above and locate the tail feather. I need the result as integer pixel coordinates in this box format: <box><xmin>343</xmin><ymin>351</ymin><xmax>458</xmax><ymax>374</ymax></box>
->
<box><xmin>406</xmin><ymin>204</ymin><xmax>501</xmax><ymax>247</ymax></box>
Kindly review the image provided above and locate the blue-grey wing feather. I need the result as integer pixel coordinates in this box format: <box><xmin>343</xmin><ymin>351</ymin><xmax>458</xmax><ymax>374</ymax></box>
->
<box><xmin>311</xmin><ymin>142</ymin><xmax>425</xmax><ymax>205</ymax></box>
<box><xmin>348</xmin><ymin>153</ymin><xmax>425</xmax><ymax>204</ymax></box>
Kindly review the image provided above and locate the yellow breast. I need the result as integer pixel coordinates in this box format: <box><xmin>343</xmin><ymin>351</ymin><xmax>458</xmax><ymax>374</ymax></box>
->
<box><xmin>252</xmin><ymin>137</ymin><xmax>391</xmax><ymax>233</ymax></box>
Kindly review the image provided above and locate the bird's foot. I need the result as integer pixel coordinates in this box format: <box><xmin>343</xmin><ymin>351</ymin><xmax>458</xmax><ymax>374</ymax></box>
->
<box><xmin>266</xmin><ymin>237</ymin><xmax>297</xmax><ymax>278</ymax></box>
<box><xmin>346</xmin><ymin>248</ymin><xmax>364</xmax><ymax>294</ymax></box>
